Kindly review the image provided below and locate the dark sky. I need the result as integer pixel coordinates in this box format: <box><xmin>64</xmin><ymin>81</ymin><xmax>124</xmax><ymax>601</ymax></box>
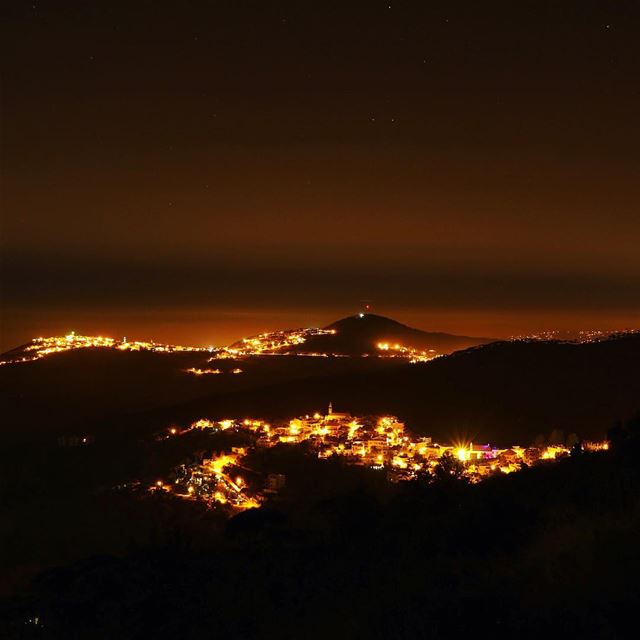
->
<box><xmin>2</xmin><ymin>0</ymin><xmax>640</xmax><ymax>349</ymax></box>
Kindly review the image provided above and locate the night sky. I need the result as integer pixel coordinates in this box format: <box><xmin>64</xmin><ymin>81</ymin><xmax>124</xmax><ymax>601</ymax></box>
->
<box><xmin>2</xmin><ymin>1</ymin><xmax>640</xmax><ymax>350</ymax></box>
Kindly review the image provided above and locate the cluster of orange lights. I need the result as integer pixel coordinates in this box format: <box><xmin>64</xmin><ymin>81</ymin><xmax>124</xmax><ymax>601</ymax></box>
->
<box><xmin>3</xmin><ymin>328</ymin><xmax>442</xmax><ymax>366</ymax></box>
<box><xmin>184</xmin><ymin>367</ymin><xmax>243</xmax><ymax>376</ymax></box>
<box><xmin>376</xmin><ymin>342</ymin><xmax>438</xmax><ymax>363</ymax></box>
<box><xmin>152</xmin><ymin>410</ymin><xmax>608</xmax><ymax>510</ymax></box>
<box><xmin>208</xmin><ymin>327</ymin><xmax>338</xmax><ymax>359</ymax></box>
<box><xmin>154</xmin><ymin>443</ymin><xmax>260</xmax><ymax>510</ymax></box>
<box><xmin>0</xmin><ymin>332</ymin><xmax>209</xmax><ymax>366</ymax></box>
<box><xmin>511</xmin><ymin>329</ymin><xmax>639</xmax><ymax>343</ymax></box>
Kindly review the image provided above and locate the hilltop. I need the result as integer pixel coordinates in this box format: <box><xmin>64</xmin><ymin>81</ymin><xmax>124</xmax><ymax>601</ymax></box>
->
<box><xmin>324</xmin><ymin>313</ymin><xmax>494</xmax><ymax>353</ymax></box>
<box><xmin>237</xmin><ymin>313</ymin><xmax>494</xmax><ymax>356</ymax></box>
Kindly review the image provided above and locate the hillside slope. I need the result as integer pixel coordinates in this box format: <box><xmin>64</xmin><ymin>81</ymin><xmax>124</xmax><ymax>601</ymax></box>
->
<box><xmin>0</xmin><ymin>348</ymin><xmax>401</xmax><ymax>442</ymax></box>
<box><xmin>290</xmin><ymin>313</ymin><xmax>494</xmax><ymax>355</ymax></box>
<box><xmin>145</xmin><ymin>335</ymin><xmax>640</xmax><ymax>446</ymax></box>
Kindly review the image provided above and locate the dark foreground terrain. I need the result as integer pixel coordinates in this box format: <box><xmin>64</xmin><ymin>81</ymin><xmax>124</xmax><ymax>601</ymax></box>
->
<box><xmin>2</xmin><ymin>330</ymin><xmax>640</xmax><ymax>638</ymax></box>
<box><xmin>2</xmin><ymin>417</ymin><xmax>640</xmax><ymax>639</ymax></box>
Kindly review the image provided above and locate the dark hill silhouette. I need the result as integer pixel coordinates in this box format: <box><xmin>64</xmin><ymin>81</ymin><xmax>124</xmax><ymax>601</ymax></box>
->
<box><xmin>0</xmin><ymin>347</ymin><xmax>401</xmax><ymax>443</ymax></box>
<box><xmin>2</xmin><ymin>315</ymin><xmax>491</xmax><ymax>363</ymax></box>
<box><xmin>0</xmin><ymin>314</ymin><xmax>492</xmax><ymax>441</ymax></box>
<box><xmin>4</xmin><ymin>323</ymin><xmax>639</xmax><ymax>448</ymax></box>
<box><xmin>136</xmin><ymin>334</ymin><xmax>640</xmax><ymax>446</ymax></box>
<box><xmin>289</xmin><ymin>313</ymin><xmax>494</xmax><ymax>355</ymax></box>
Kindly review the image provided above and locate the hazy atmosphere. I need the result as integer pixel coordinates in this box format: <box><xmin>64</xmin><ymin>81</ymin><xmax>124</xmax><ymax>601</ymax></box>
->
<box><xmin>3</xmin><ymin>1</ymin><xmax>640</xmax><ymax>349</ymax></box>
<box><xmin>3</xmin><ymin>5</ymin><xmax>640</xmax><ymax>637</ymax></box>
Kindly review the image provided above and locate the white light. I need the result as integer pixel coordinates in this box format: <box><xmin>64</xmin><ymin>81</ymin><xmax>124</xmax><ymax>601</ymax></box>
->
<box><xmin>359</xmin><ymin>313</ymin><xmax>364</xmax><ymax>318</ymax></box>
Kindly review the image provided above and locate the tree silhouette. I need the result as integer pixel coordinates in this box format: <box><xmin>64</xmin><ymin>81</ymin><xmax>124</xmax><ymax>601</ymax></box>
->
<box><xmin>534</xmin><ymin>433</ymin><xmax>546</xmax><ymax>447</ymax></box>
<box><xmin>431</xmin><ymin>451</ymin><xmax>468</xmax><ymax>484</ymax></box>
<box><xmin>566</xmin><ymin>433</ymin><xmax>580</xmax><ymax>448</ymax></box>
<box><xmin>549</xmin><ymin>429</ymin><xmax>565</xmax><ymax>445</ymax></box>
<box><xmin>608</xmin><ymin>414</ymin><xmax>640</xmax><ymax>453</ymax></box>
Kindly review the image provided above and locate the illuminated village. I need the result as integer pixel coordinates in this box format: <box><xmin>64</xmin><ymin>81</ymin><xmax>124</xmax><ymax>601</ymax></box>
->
<box><xmin>208</xmin><ymin>326</ymin><xmax>437</xmax><ymax>362</ymax></box>
<box><xmin>5</xmin><ymin>324</ymin><xmax>637</xmax><ymax>368</ymax></box>
<box><xmin>0</xmin><ymin>331</ymin><xmax>209</xmax><ymax>366</ymax></box>
<box><xmin>151</xmin><ymin>404</ymin><xmax>608</xmax><ymax>512</ymax></box>
<box><xmin>212</xmin><ymin>327</ymin><xmax>337</xmax><ymax>357</ymax></box>
<box><xmin>0</xmin><ymin>328</ymin><xmax>439</xmax><ymax>366</ymax></box>
<box><xmin>511</xmin><ymin>328</ymin><xmax>640</xmax><ymax>342</ymax></box>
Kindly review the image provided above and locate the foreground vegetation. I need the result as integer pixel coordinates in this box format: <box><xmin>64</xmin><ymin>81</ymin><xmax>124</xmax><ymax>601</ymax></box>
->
<box><xmin>2</xmin><ymin>417</ymin><xmax>640</xmax><ymax>638</ymax></box>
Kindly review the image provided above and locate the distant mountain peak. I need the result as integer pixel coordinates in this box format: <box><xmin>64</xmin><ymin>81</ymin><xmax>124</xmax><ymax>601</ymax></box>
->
<box><xmin>290</xmin><ymin>313</ymin><xmax>495</xmax><ymax>356</ymax></box>
<box><xmin>326</xmin><ymin>313</ymin><xmax>410</xmax><ymax>332</ymax></box>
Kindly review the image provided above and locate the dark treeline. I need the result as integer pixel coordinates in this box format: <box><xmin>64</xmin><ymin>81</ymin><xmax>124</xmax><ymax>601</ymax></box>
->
<box><xmin>2</xmin><ymin>417</ymin><xmax>640</xmax><ymax>639</ymax></box>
